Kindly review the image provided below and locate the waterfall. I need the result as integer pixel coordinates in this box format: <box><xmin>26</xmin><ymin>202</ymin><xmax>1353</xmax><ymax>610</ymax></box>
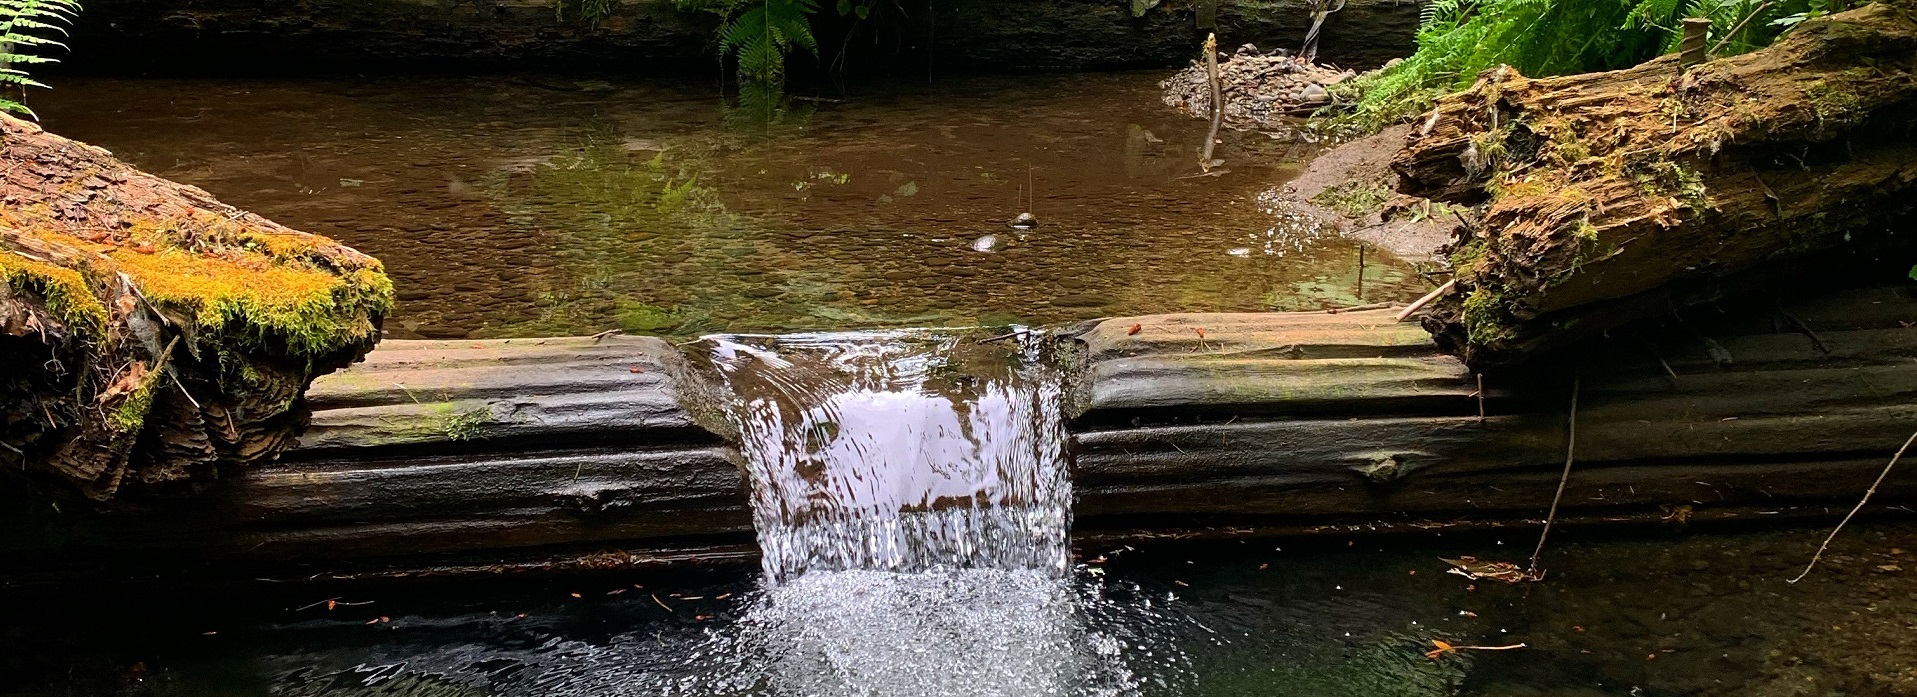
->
<box><xmin>688</xmin><ymin>330</ymin><xmax>1148</xmax><ymax>696</ymax></box>
<box><xmin>704</xmin><ymin>329</ymin><xmax>1072</xmax><ymax>583</ymax></box>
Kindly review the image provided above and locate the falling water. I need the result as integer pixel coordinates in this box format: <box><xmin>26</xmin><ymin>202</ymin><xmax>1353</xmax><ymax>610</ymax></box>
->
<box><xmin>705</xmin><ymin>330</ymin><xmax>1073</xmax><ymax>583</ymax></box>
<box><xmin>683</xmin><ymin>330</ymin><xmax>1167</xmax><ymax>696</ymax></box>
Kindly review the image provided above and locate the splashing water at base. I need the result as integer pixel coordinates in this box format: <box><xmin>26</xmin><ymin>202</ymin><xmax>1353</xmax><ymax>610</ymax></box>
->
<box><xmin>681</xmin><ymin>330</ymin><xmax>1177</xmax><ymax>696</ymax></box>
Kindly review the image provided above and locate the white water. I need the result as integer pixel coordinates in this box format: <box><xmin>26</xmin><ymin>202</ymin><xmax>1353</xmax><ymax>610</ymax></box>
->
<box><xmin>705</xmin><ymin>331</ymin><xmax>1073</xmax><ymax>583</ymax></box>
<box><xmin>687</xmin><ymin>331</ymin><xmax>1166</xmax><ymax>696</ymax></box>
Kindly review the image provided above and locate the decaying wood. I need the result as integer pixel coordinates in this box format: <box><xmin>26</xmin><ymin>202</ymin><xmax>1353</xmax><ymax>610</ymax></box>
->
<box><xmin>1393</xmin><ymin>1</ymin><xmax>1917</xmax><ymax>366</ymax></box>
<box><xmin>0</xmin><ymin>114</ymin><xmax>391</xmax><ymax>500</ymax></box>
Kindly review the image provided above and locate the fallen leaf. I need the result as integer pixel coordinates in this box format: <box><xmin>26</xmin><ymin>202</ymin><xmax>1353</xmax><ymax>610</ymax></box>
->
<box><xmin>1442</xmin><ymin>556</ymin><xmax>1544</xmax><ymax>584</ymax></box>
<box><xmin>1127</xmin><ymin>323</ymin><xmax>1142</xmax><ymax>335</ymax></box>
<box><xmin>1426</xmin><ymin>640</ymin><xmax>1526</xmax><ymax>660</ymax></box>
<box><xmin>569</xmin><ymin>592</ymin><xmax>582</xmax><ymax>598</ymax></box>
<box><xmin>1194</xmin><ymin>327</ymin><xmax>1206</xmax><ymax>339</ymax></box>
<box><xmin>629</xmin><ymin>366</ymin><xmax>646</xmax><ymax>373</ymax></box>
<box><xmin>326</xmin><ymin>600</ymin><xmax>336</xmax><ymax>611</ymax></box>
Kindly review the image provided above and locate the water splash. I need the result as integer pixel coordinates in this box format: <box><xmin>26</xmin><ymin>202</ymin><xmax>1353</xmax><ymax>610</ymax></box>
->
<box><xmin>705</xmin><ymin>330</ymin><xmax>1072</xmax><ymax>583</ymax></box>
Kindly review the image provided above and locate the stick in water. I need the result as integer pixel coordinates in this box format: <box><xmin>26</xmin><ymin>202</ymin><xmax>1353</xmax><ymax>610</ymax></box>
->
<box><xmin>1199</xmin><ymin>32</ymin><xmax>1223</xmax><ymax>171</ymax></box>
<box><xmin>1395</xmin><ymin>279</ymin><xmax>1457</xmax><ymax>322</ymax></box>
<box><xmin>1528</xmin><ymin>370</ymin><xmax>1579</xmax><ymax>576</ymax></box>
<box><xmin>1788</xmin><ymin>427</ymin><xmax>1917</xmax><ymax>583</ymax></box>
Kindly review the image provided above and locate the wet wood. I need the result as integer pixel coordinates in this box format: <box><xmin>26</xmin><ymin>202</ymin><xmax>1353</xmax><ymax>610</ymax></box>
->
<box><xmin>4</xmin><ymin>287</ymin><xmax>1913</xmax><ymax>581</ymax></box>
<box><xmin>1071</xmin><ymin>289</ymin><xmax>1917</xmax><ymax>536</ymax></box>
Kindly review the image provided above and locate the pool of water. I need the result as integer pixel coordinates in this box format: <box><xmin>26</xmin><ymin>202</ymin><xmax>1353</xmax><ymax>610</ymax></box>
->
<box><xmin>5</xmin><ymin>522</ymin><xmax>1915</xmax><ymax>696</ymax></box>
<box><xmin>34</xmin><ymin>72</ymin><xmax>1427</xmax><ymax>338</ymax></box>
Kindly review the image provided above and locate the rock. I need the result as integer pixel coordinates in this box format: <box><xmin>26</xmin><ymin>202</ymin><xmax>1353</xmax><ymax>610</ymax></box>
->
<box><xmin>1297</xmin><ymin>83</ymin><xmax>1330</xmax><ymax>103</ymax></box>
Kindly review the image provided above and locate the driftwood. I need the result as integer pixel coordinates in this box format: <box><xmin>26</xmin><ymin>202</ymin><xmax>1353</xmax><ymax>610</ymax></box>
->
<box><xmin>0</xmin><ymin>114</ymin><xmax>391</xmax><ymax>500</ymax></box>
<box><xmin>1393</xmin><ymin>1</ymin><xmax>1917</xmax><ymax>366</ymax></box>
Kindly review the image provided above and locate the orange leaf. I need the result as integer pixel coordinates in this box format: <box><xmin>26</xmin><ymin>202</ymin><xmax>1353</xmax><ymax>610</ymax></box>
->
<box><xmin>1126</xmin><ymin>323</ymin><xmax>1142</xmax><ymax>336</ymax></box>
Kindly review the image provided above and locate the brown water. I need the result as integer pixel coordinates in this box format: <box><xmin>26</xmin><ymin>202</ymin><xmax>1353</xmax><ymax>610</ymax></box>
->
<box><xmin>35</xmin><ymin>73</ymin><xmax>1426</xmax><ymax>338</ymax></box>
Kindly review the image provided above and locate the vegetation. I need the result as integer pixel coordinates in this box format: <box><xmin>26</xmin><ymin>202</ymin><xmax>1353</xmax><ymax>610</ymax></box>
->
<box><xmin>676</xmin><ymin>0</ymin><xmax>822</xmax><ymax>88</ymax></box>
<box><xmin>0</xmin><ymin>0</ymin><xmax>82</xmax><ymax>117</ymax></box>
<box><xmin>1325</xmin><ymin>0</ymin><xmax>1864</xmax><ymax>135</ymax></box>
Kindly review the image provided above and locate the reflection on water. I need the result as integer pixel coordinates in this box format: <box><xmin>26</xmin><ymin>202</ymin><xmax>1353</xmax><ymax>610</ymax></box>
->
<box><xmin>705</xmin><ymin>331</ymin><xmax>1069</xmax><ymax>581</ymax></box>
<box><xmin>7</xmin><ymin>523</ymin><xmax>1917</xmax><ymax>696</ymax></box>
<box><xmin>34</xmin><ymin>73</ymin><xmax>1428</xmax><ymax>338</ymax></box>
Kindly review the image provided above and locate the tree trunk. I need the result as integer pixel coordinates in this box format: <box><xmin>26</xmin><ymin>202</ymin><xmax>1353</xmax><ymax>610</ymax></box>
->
<box><xmin>1392</xmin><ymin>1</ymin><xmax>1917</xmax><ymax>366</ymax></box>
<box><xmin>0</xmin><ymin>114</ymin><xmax>392</xmax><ymax>500</ymax></box>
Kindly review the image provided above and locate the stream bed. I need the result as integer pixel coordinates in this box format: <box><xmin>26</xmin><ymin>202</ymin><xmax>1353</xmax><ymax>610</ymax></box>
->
<box><xmin>35</xmin><ymin>71</ymin><xmax>1427</xmax><ymax>338</ymax></box>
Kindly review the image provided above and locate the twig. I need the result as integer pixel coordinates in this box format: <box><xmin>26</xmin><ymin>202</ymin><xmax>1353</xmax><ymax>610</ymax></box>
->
<box><xmin>1710</xmin><ymin>1</ymin><xmax>1774</xmax><ymax>57</ymax></box>
<box><xmin>1326</xmin><ymin>302</ymin><xmax>1392</xmax><ymax>314</ymax></box>
<box><xmin>590</xmin><ymin>328</ymin><xmax>623</xmax><ymax>343</ymax></box>
<box><xmin>1395</xmin><ymin>279</ymin><xmax>1457</xmax><ymax>322</ymax></box>
<box><xmin>1776</xmin><ymin>304</ymin><xmax>1830</xmax><ymax>354</ymax></box>
<box><xmin>975</xmin><ymin>330</ymin><xmax>1026</xmax><ymax>345</ymax></box>
<box><xmin>1528</xmin><ymin>369</ymin><xmax>1579</xmax><ymax>576</ymax></box>
<box><xmin>1788</xmin><ymin>427</ymin><xmax>1917</xmax><ymax>583</ymax></box>
<box><xmin>1199</xmin><ymin>33</ymin><xmax>1224</xmax><ymax>171</ymax></box>
<box><xmin>1476</xmin><ymin>373</ymin><xmax>1485</xmax><ymax>422</ymax></box>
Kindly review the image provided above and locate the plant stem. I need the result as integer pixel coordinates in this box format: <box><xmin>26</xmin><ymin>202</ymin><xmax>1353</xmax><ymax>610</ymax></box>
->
<box><xmin>1528</xmin><ymin>369</ymin><xmax>1579</xmax><ymax>575</ymax></box>
<box><xmin>1788</xmin><ymin>427</ymin><xmax>1917</xmax><ymax>583</ymax></box>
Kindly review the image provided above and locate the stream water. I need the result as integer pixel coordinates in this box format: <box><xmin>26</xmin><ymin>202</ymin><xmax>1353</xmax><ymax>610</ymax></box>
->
<box><xmin>35</xmin><ymin>72</ymin><xmax>1428</xmax><ymax>338</ymax></box>
<box><xmin>12</xmin><ymin>72</ymin><xmax>1917</xmax><ymax>697</ymax></box>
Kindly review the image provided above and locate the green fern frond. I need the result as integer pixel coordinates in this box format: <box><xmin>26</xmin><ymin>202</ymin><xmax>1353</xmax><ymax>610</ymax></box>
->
<box><xmin>0</xmin><ymin>0</ymin><xmax>83</xmax><ymax>117</ymax></box>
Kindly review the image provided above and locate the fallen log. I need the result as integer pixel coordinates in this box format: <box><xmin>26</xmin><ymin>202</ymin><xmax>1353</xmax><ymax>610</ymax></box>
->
<box><xmin>1392</xmin><ymin>1</ymin><xmax>1917</xmax><ymax>366</ymax></box>
<box><xmin>0</xmin><ymin>114</ymin><xmax>392</xmax><ymax>500</ymax></box>
<box><xmin>3</xmin><ymin>282</ymin><xmax>1911</xmax><ymax>582</ymax></box>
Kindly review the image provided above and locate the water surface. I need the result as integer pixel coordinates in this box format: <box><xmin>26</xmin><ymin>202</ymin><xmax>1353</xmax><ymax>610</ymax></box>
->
<box><xmin>6</xmin><ymin>522</ymin><xmax>1916</xmax><ymax>696</ymax></box>
<box><xmin>36</xmin><ymin>73</ymin><xmax>1426</xmax><ymax>338</ymax></box>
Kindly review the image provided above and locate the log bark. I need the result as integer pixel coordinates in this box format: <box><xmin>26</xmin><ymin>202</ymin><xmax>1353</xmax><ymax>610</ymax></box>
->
<box><xmin>0</xmin><ymin>114</ymin><xmax>392</xmax><ymax>500</ymax></box>
<box><xmin>1392</xmin><ymin>1</ymin><xmax>1917</xmax><ymax>366</ymax></box>
<box><xmin>3</xmin><ymin>286</ymin><xmax>1913</xmax><ymax>581</ymax></box>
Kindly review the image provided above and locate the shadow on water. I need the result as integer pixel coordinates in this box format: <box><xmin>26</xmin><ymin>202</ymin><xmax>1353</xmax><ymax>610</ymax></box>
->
<box><xmin>33</xmin><ymin>72</ymin><xmax>1428</xmax><ymax>338</ymax></box>
<box><xmin>7</xmin><ymin>522</ymin><xmax>1917</xmax><ymax>696</ymax></box>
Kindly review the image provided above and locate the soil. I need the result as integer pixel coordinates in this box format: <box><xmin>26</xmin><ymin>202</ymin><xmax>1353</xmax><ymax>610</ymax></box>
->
<box><xmin>1283</xmin><ymin>124</ymin><xmax>1453</xmax><ymax>261</ymax></box>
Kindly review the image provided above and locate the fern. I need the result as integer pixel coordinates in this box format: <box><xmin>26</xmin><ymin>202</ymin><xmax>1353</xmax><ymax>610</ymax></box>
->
<box><xmin>0</xmin><ymin>0</ymin><xmax>83</xmax><ymax>117</ymax></box>
<box><xmin>678</xmin><ymin>0</ymin><xmax>820</xmax><ymax>87</ymax></box>
<box><xmin>1324</xmin><ymin>0</ymin><xmax>1837</xmax><ymax>136</ymax></box>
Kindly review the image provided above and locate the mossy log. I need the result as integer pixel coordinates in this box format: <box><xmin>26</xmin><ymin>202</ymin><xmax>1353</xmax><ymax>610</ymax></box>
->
<box><xmin>1392</xmin><ymin>1</ymin><xmax>1917</xmax><ymax>366</ymax></box>
<box><xmin>0</xmin><ymin>114</ymin><xmax>392</xmax><ymax>500</ymax></box>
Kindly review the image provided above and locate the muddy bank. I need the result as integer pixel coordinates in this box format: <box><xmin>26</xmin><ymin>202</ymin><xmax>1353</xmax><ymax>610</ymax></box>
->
<box><xmin>63</xmin><ymin>0</ymin><xmax>1417</xmax><ymax>74</ymax></box>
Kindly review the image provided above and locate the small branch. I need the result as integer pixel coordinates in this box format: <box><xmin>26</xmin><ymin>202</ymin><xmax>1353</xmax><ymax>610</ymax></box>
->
<box><xmin>1326</xmin><ymin>302</ymin><xmax>1393</xmax><ymax>314</ymax></box>
<box><xmin>1528</xmin><ymin>369</ymin><xmax>1579</xmax><ymax>576</ymax></box>
<box><xmin>975</xmin><ymin>330</ymin><xmax>1026</xmax><ymax>345</ymax></box>
<box><xmin>1396</xmin><ymin>279</ymin><xmax>1457</xmax><ymax>322</ymax></box>
<box><xmin>1199</xmin><ymin>33</ymin><xmax>1224</xmax><ymax>171</ymax></box>
<box><xmin>1776</xmin><ymin>304</ymin><xmax>1830</xmax><ymax>354</ymax></box>
<box><xmin>1788</xmin><ymin>427</ymin><xmax>1917</xmax><ymax>583</ymax></box>
<box><xmin>590</xmin><ymin>328</ymin><xmax>623</xmax><ymax>343</ymax></box>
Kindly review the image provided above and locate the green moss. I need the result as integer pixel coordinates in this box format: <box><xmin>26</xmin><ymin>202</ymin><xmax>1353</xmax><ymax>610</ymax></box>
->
<box><xmin>0</xmin><ymin>253</ymin><xmax>108</xmax><ymax>339</ymax></box>
<box><xmin>1805</xmin><ymin>77</ymin><xmax>1863</xmax><ymax>130</ymax></box>
<box><xmin>441</xmin><ymin>407</ymin><xmax>492</xmax><ymax>441</ymax></box>
<box><xmin>106</xmin><ymin>367</ymin><xmax>164</xmax><ymax>434</ymax></box>
<box><xmin>614</xmin><ymin>300</ymin><xmax>685</xmax><ymax>334</ymax></box>
<box><xmin>1460</xmin><ymin>288</ymin><xmax>1509</xmax><ymax>348</ymax></box>
<box><xmin>1311</xmin><ymin>181</ymin><xmax>1394</xmax><ymax>219</ymax></box>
